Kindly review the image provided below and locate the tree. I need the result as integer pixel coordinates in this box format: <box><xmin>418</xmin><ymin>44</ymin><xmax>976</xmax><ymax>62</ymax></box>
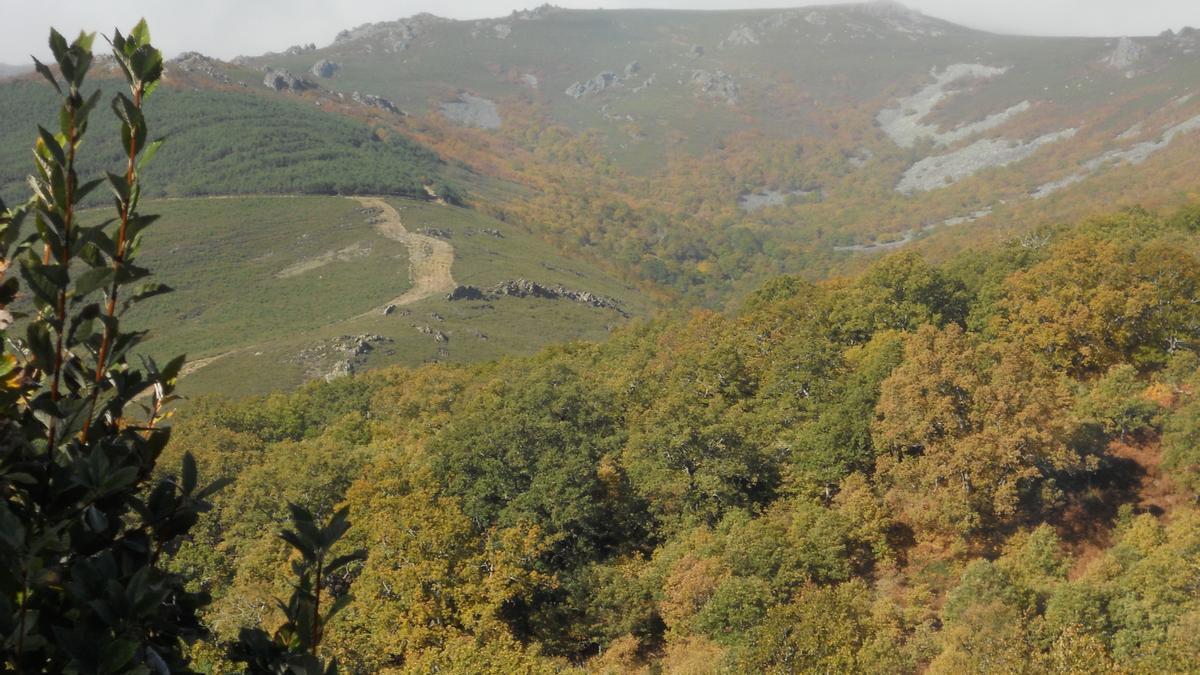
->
<box><xmin>0</xmin><ymin>23</ymin><xmax>224</xmax><ymax>671</ymax></box>
<box><xmin>228</xmin><ymin>506</ymin><xmax>364</xmax><ymax>675</ymax></box>
<box><xmin>873</xmin><ymin>325</ymin><xmax>1080</xmax><ymax>536</ymax></box>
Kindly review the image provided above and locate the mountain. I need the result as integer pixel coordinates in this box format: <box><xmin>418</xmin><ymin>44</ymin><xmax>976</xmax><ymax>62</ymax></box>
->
<box><xmin>4</xmin><ymin>2</ymin><xmax>1200</xmax><ymax>393</ymax></box>
<box><xmin>236</xmin><ymin>2</ymin><xmax>1200</xmax><ymax>290</ymax></box>
<box><xmin>0</xmin><ymin>63</ymin><xmax>30</xmax><ymax>80</ymax></box>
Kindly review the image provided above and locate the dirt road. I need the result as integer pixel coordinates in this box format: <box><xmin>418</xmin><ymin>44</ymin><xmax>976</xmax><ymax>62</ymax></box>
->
<box><xmin>350</xmin><ymin>196</ymin><xmax>457</xmax><ymax>317</ymax></box>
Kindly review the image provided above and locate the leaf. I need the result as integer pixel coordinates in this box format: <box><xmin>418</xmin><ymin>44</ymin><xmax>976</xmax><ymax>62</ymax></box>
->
<box><xmin>31</xmin><ymin>57</ymin><xmax>61</xmax><ymax>93</ymax></box>
<box><xmin>137</xmin><ymin>138</ymin><xmax>164</xmax><ymax>171</ymax></box>
<box><xmin>73</xmin><ymin>267</ymin><xmax>114</xmax><ymax>299</ymax></box>
<box><xmin>181</xmin><ymin>452</ymin><xmax>196</xmax><ymax>495</ymax></box>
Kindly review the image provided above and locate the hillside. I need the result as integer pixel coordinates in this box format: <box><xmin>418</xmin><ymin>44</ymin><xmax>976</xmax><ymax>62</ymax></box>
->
<box><xmin>236</xmin><ymin>3</ymin><xmax>1200</xmax><ymax>298</ymax></box>
<box><xmin>6</xmin><ymin>2</ymin><xmax>1200</xmax><ymax>386</ymax></box>
<box><xmin>105</xmin><ymin>195</ymin><xmax>650</xmax><ymax>396</ymax></box>
<box><xmin>165</xmin><ymin>202</ymin><xmax>1200</xmax><ymax>672</ymax></box>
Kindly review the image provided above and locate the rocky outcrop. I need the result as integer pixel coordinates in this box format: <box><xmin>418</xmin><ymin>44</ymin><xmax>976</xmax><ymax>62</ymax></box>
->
<box><xmin>310</xmin><ymin>59</ymin><xmax>339</xmax><ymax>78</ymax></box>
<box><xmin>440</xmin><ymin>93</ymin><xmax>501</xmax><ymax>129</ymax></box>
<box><xmin>566</xmin><ymin>71</ymin><xmax>619</xmax><ymax>99</ymax></box>
<box><xmin>334</xmin><ymin>13</ymin><xmax>447</xmax><ymax>53</ymax></box>
<box><xmin>291</xmin><ymin>334</ymin><xmax>393</xmax><ymax>382</ymax></box>
<box><xmin>512</xmin><ymin>4</ymin><xmax>558</xmax><ymax>20</ymax></box>
<box><xmin>171</xmin><ymin>52</ymin><xmax>230</xmax><ymax>83</ymax></box>
<box><xmin>488</xmin><ymin>279</ymin><xmax>628</xmax><ymax>315</ymax></box>
<box><xmin>625</xmin><ymin>61</ymin><xmax>640</xmax><ymax>78</ymax></box>
<box><xmin>690</xmin><ymin>70</ymin><xmax>739</xmax><ymax>105</ymax></box>
<box><xmin>1103</xmin><ymin>37</ymin><xmax>1145</xmax><ymax>72</ymax></box>
<box><xmin>446</xmin><ymin>285</ymin><xmax>486</xmax><ymax>301</ymax></box>
<box><xmin>897</xmin><ymin>128</ymin><xmax>1077</xmax><ymax>193</ymax></box>
<box><xmin>446</xmin><ymin>280</ymin><xmax>626</xmax><ymax>315</ymax></box>
<box><xmin>351</xmin><ymin>91</ymin><xmax>402</xmax><ymax>114</ymax></box>
<box><xmin>738</xmin><ymin>188</ymin><xmax>821</xmax><ymax>212</ymax></box>
<box><xmin>1033</xmin><ymin>113</ymin><xmax>1200</xmax><ymax>199</ymax></box>
<box><xmin>283</xmin><ymin>43</ymin><xmax>316</xmax><ymax>56</ymax></box>
<box><xmin>720</xmin><ymin>25</ymin><xmax>760</xmax><ymax>48</ymax></box>
<box><xmin>876</xmin><ymin>64</ymin><xmax>1022</xmax><ymax>148</ymax></box>
<box><xmin>263</xmin><ymin>69</ymin><xmax>315</xmax><ymax>92</ymax></box>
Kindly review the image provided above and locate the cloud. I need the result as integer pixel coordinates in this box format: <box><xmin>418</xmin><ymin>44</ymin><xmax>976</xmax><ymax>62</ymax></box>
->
<box><xmin>3</xmin><ymin>0</ymin><xmax>1197</xmax><ymax>63</ymax></box>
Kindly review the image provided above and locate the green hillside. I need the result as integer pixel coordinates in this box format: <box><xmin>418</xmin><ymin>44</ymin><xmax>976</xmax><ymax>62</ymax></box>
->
<box><xmin>0</xmin><ymin>78</ymin><xmax>454</xmax><ymax>204</ymax></box>
<box><xmin>116</xmin><ymin>195</ymin><xmax>650</xmax><ymax>397</ymax></box>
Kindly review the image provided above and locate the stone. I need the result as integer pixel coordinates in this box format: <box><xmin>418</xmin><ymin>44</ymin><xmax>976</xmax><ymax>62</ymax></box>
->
<box><xmin>565</xmin><ymin>71</ymin><xmax>619</xmax><ymax>99</ymax></box>
<box><xmin>440</xmin><ymin>93</ymin><xmax>502</xmax><ymax>129</ymax></box>
<box><xmin>446</xmin><ymin>285</ymin><xmax>486</xmax><ymax>301</ymax></box>
<box><xmin>262</xmin><ymin>69</ymin><xmax>315</xmax><ymax>92</ymax></box>
<box><xmin>690</xmin><ymin>70</ymin><xmax>739</xmax><ymax>105</ymax></box>
<box><xmin>310</xmin><ymin>59</ymin><xmax>339</xmax><ymax>78</ymax></box>
<box><xmin>351</xmin><ymin>91</ymin><xmax>402</xmax><ymax>114</ymax></box>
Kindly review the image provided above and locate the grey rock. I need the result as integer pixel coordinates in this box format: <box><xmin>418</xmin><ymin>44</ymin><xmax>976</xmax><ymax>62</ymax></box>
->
<box><xmin>263</xmin><ymin>69</ymin><xmax>315</xmax><ymax>92</ymax></box>
<box><xmin>310</xmin><ymin>59</ymin><xmax>339</xmax><ymax>78</ymax></box>
<box><xmin>440</xmin><ymin>93</ymin><xmax>501</xmax><ymax>129</ymax></box>
<box><xmin>171</xmin><ymin>52</ymin><xmax>230</xmax><ymax>83</ymax></box>
<box><xmin>624</xmin><ymin>61</ymin><xmax>641</xmax><ymax>77</ymax></box>
<box><xmin>447</xmin><ymin>285</ymin><xmax>486</xmax><ymax>301</ymax></box>
<box><xmin>351</xmin><ymin>91</ymin><xmax>402</xmax><ymax>114</ymax></box>
<box><xmin>488</xmin><ymin>279</ymin><xmax>628</xmax><ymax>316</ymax></box>
<box><xmin>334</xmin><ymin>13</ymin><xmax>448</xmax><ymax>53</ymax></box>
<box><xmin>690</xmin><ymin>70</ymin><xmax>739</xmax><ymax>105</ymax></box>
<box><xmin>565</xmin><ymin>71</ymin><xmax>618</xmax><ymax>99</ymax></box>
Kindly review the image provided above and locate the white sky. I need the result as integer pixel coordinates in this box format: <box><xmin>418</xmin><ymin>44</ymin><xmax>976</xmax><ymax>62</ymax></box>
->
<box><xmin>1</xmin><ymin>0</ymin><xmax>1198</xmax><ymax>63</ymax></box>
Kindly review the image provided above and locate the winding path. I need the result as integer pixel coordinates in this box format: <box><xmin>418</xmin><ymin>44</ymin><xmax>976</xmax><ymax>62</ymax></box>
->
<box><xmin>179</xmin><ymin>195</ymin><xmax>456</xmax><ymax>379</ymax></box>
<box><xmin>349</xmin><ymin>196</ymin><xmax>457</xmax><ymax>318</ymax></box>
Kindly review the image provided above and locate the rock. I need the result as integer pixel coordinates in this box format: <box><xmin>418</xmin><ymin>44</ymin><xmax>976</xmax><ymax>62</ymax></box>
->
<box><xmin>416</xmin><ymin>227</ymin><xmax>452</xmax><ymax>239</ymax></box>
<box><xmin>289</xmin><ymin>334</ymin><xmax>393</xmax><ymax>382</ymax></box>
<box><xmin>284</xmin><ymin>43</ymin><xmax>316</xmax><ymax>56</ymax></box>
<box><xmin>512</xmin><ymin>4</ymin><xmax>557</xmax><ymax>20</ymax></box>
<box><xmin>478</xmin><ymin>228</ymin><xmax>504</xmax><ymax>238</ymax></box>
<box><xmin>493</xmin><ymin>23</ymin><xmax>512</xmax><ymax>39</ymax></box>
<box><xmin>876</xmin><ymin>64</ymin><xmax>1020</xmax><ymax>149</ymax></box>
<box><xmin>624</xmin><ymin>61</ymin><xmax>641</xmax><ymax>77</ymax></box>
<box><xmin>897</xmin><ymin>128</ymin><xmax>1078</xmax><ymax>194</ymax></box>
<box><xmin>171</xmin><ymin>52</ymin><xmax>230</xmax><ymax>83</ymax></box>
<box><xmin>565</xmin><ymin>71</ymin><xmax>619</xmax><ymax>99</ymax></box>
<box><xmin>383</xmin><ymin>304</ymin><xmax>396</xmax><ymax>316</ymax></box>
<box><xmin>521</xmin><ymin>73</ymin><xmax>540</xmax><ymax>88</ymax></box>
<box><xmin>440</xmin><ymin>93</ymin><xmax>502</xmax><ymax>129</ymax></box>
<box><xmin>687</xmin><ymin>44</ymin><xmax>705</xmax><ymax>58</ymax></box>
<box><xmin>1104</xmin><ymin>37</ymin><xmax>1146</xmax><ymax>70</ymax></box>
<box><xmin>488</xmin><ymin>279</ymin><xmax>628</xmax><ymax>316</ymax></box>
<box><xmin>310</xmin><ymin>59</ymin><xmax>339</xmax><ymax>78</ymax></box>
<box><xmin>263</xmin><ymin>69</ymin><xmax>315</xmax><ymax>92</ymax></box>
<box><xmin>351</xmin><ymin>91</ymin><xmax>402</xmax><ymax>114</ymax></box>
<box><xmin>689</xmin><ymin>70</ymin><xmax>739</xmax><ymax>105</ymax></box>
<box><xmin>720</xmin><ymin>25</ymin><xmax>760</xmax><ymax>48</ymax></box>
<box><xmin>446</xmin><ymin>285</ymin><xmax>486</xmax><ymax>301</ymax></box>
<box><xmin>334</xmin><ymin>13</ymin><xmax>448</xmax><ymax>53</ymax></box>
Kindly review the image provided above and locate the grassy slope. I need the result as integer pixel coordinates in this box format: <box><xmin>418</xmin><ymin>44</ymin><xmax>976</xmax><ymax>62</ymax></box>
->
<box><xmin>0</xmin><ymin>78</ymin><xmax>448</xmax><ymax>204</ymax></box>
<box><xmin>123</xmin><ymin>196</ymin><xmax>650</xmax><ymax>397</ymax></box>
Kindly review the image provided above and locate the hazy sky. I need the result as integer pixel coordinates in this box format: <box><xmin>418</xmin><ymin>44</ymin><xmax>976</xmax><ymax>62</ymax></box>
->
<box><xmin>2</xmin><ymin>0</ymin><xmax>1198</xmax><ymax>63</ymax></box>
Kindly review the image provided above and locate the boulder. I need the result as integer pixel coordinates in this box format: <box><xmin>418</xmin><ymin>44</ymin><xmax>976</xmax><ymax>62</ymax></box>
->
<box><xmin>263</xmin><ymin>69</ymin><xmax>314</xmax><ymax>92</ymax></box>
<box><xmin>446</xmin><ymin>285</ymin><xmax>486</xmax><ymax>301</ymax></box>
<box><xmin>565</xmin><ymin>71</ymin><xmax>618</xmax><ymax>99</ymax></box>
<box><xmin>311</xmin><ymin>59</ymin><xmax>339</xmax><ymax>78</ymax></box>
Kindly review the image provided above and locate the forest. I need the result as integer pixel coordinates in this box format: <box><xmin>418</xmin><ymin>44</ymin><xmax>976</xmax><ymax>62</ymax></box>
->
<box><xmin>161</xmin><ymin>204</ymin><xmax>1200</xmax><ymax>672</ymax></box>
<box><xmin>5</xmin><ymin>17</ymin><xmax>1200</xmax><ymax>675</ymax></box>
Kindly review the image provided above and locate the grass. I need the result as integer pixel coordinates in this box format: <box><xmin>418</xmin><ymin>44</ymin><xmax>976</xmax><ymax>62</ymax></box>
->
<box><xmin>112</xmin><ymin>195</ymin><xmax>650</xmax><ymax>397</ymax></box>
